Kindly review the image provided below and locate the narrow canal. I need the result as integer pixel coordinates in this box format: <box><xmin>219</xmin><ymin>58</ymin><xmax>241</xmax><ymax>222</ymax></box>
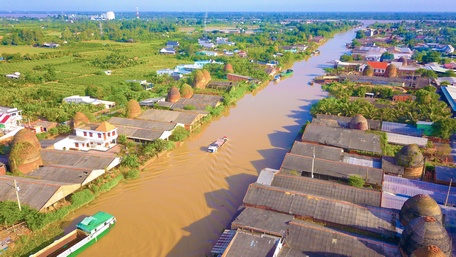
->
<box><xmin>70</xmin><ymin>27</ymin><xmax>359</xmax><ymax>257</ymax></box>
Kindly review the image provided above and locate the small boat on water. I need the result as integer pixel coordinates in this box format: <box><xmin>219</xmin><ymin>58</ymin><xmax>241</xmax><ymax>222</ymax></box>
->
<box><xmin>312</xmin><ymin>50</ymin><xmax>320</xmax><ymax>55</ymax></box>
<box><xmin>30</xmin><ymin>212</ymin><xmax>116</xmax><ymax>257</ymax></box>
<box><xmin>280</xmin><ymin>69</ymin><xmax>293</xmax><ymax>78</ymax></box>
<box><xmin>208</xmin><ymin>136</ymin><xmax>228</xmax><ymax>153</ymax></box>
<box><xmin>309</xmin><ymin>81</ymin><xmax>314</xmax><ymax>86</ymax></box>
<box><xmin>273</xmin><ymin>74</ymin><xmax>281</xmax><ymax>82</ymax></box>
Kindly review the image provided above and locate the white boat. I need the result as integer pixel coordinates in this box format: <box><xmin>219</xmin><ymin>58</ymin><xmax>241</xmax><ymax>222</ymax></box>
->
<box><xmin>208</xmin><ymin>136</ymin><xmax>228</xmax><ymax>153</ymax></box>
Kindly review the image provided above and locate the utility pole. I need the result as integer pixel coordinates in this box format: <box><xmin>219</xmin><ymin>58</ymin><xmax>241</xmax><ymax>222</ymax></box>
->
<box><xmin>445</xmin><ymin>179</ymin><xmax>452</xmax><ymax>206</ymax></box>
<box><xmin>14</xmin><ymin>180</ymin><xmax>21</xmax><ymax>211</ymax></box>
<box><xmin>311</xmin><ymin>147</ymin><xmax>315</xmax><ymax>179</ymax></box>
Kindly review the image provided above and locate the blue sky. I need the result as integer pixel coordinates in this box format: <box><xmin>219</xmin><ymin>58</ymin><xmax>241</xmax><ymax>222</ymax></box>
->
<box><xmin>1</xmin><ymin>0</ymin><xmax>456</xmax><ymax>12</ymax></box>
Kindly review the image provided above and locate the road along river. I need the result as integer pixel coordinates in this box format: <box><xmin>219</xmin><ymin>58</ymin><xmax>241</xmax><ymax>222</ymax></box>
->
<box><xmin>69</xmin><ymin>27</ymin><xmax>358</xmax><ymax>257</ymax></box>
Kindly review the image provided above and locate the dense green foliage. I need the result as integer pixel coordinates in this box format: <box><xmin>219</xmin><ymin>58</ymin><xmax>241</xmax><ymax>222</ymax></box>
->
<box><xmin>313</xmin><ymin>82</ymin><xmax>453</xmax><ymax>138</ymax></box>
<box><xmin>348</xmin><ymin>175</ymin><xmax>365</xmax><ymax>188</ymax></box>
<box><xmin>170</xmin><ymin>126</ymin><xmax>190</xmax><ymax>142</ymax></box>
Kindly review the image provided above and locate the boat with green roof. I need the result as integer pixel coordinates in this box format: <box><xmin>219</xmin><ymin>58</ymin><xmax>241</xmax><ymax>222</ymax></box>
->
<box><xmin>30</xmin><ymin>212</ymin><xmax>116</xmax><ymax>257</ymax></box>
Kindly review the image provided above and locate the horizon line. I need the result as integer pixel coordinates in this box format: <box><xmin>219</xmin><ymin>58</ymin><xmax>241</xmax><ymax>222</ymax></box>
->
<box><xmin>1</xmin><ymin>10</ymin><xmax>456</xmax><ymax>13</ymax></box>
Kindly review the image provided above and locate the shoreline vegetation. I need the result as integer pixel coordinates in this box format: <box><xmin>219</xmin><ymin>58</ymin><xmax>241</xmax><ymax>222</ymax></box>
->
<box><xmin>0</xmin><ymin>14</ymin><xmax>360</xmax><ymax>256</ymax></box>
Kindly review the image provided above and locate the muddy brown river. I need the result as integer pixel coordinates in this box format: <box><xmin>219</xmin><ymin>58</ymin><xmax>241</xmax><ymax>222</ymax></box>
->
<box><xmin>67</xmin><ymin>28</ymin><xmax>358</xmax><ymax>257</ymax></box>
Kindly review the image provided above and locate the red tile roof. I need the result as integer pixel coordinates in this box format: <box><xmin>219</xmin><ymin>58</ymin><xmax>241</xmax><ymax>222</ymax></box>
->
<box><xmin>367</xmin><ymin>61</ymin><xmax>388</xmax><ymax>70</ymax></box>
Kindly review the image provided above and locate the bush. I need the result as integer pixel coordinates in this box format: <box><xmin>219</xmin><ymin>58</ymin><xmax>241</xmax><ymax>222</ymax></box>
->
<box><xmin>124</xmin><ymin>169</ymin><xmax>140</xmax><ymax>180</ymax></box>
<box><xmin>118</xmin><ymin>134</ymin><xmax>128</xmax><ymax>145</ymax></box>
<box><xmin>70</xmin><ymin>189</ymin><xmax>95</xmax><ymax>209</ymax></box>
<box><xmin>98</xmin><ymin>175</ymin><xmax>123</xmax><ymax>193</ymax></box>
<box><xmin>122</xmin><ymin>154</ymin><xmax>140</xmax><ymax>168</ymax></box>
<box><xmin>48</xmin><ymin>127</ymin><xmax>59</xmax><ymax>136</ymax></box>
<box><xmin>170</xmin><ymin>126</ymin><xmax>190</xmax><ymax>142</ymax></box>
<box><xmin>56</xmin><ymin>124</ymin><xmax>72</xmax><ymax>134</ymax></box>
<box><xmin>35</xmin><ymin>132</ymin><xmax>49</xmax><ymax>140</ymax></box>
<box><xmin>348</xmin><ymin>175</ymin><xmax>365</xmax><ymax>188</ymax></box>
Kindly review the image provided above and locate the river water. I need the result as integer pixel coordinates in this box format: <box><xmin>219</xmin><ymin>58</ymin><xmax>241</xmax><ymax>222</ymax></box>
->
<box><xmin>68</xmin><ymin>27</ymin><xmax>359</xmax><ymax>257</ymax></box>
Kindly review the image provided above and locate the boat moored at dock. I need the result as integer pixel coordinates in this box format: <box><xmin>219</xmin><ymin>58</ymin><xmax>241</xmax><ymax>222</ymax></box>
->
<box><xmin>30</xmin><ymin>212</ymin><xmax>116</xmax><ymax>257</ymax></box>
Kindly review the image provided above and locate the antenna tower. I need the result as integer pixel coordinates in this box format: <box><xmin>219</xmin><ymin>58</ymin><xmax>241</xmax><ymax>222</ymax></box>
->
<box><xmin>136</xmin><ymin>7</ymin><xmax>140</xmax><ymax>19</ymax></box>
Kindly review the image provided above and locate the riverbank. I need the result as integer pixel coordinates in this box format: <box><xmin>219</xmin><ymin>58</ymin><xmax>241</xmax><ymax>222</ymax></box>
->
<box><xmin>3</xmin><ymin>25</ymin><xmax>359</xmax><ymax>257</ymax></box>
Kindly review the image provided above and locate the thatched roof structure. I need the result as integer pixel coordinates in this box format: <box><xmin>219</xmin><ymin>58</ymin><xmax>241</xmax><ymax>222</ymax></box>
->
<box><xmin>399</xmin><ymin>216</ymin><xmax>452</xmax><ymax>257</ymax></box>
<box><xmin>180</xmin><ymin>84</ymin><xmax>194</xmax><ymax>99</ymax></box>
<box><xmin>73</xmin><ymin>112</ymin><xmax>89</xmax><ymax>128</ymax></box>
<box><xmin>396</xmin><ymin>144</ymin><xmax>424</xmax><ymax>168</ymax></box>
<box><xmin>399</xmin><ymin>194</ymin><xmax>443</xmax><ymax>226</ymax></box>
<box><xmin>8</xmin><ymin>129</ymin><xmax>42</xmax><ymax>174</ymax></box>
<box><xmin>126</xmin><ymin>100</ymin><xmax>141</xmax><ymax>118</ymax></box>
<box><xmin>349</xmin><ymin>114</ymin><xmax>369</xmax><ymax>130</ymax></box>
<box><xmin>411</xmin><ymin>245</ymin><xmax>446</xmax><ymax>257</ymax></box>
<box><xmin>166</xmin><ymin>86</ymin><xmax>181</xmax><ymax>103</ymax></box>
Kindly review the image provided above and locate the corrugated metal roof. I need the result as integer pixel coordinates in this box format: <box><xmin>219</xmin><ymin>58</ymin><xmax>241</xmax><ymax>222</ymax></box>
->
<box><xmin>223</xmin><ymin>231</ymin><xmax>280</xmax><ymax>257</ymax></box>
<box><xmin>385</xmin><ymin>132</ymin><xmax>428</xmax><ymax>147</ymax></box>
<box><xmin>382</xmin><ymin>156</ymin><xmax>405</xmax><ymax>176</ymax></box>
<box><xmin>381</xmin><ymin>121</ymin><xmax>423</xmax><ymax>137</ymax></box>
<box><xmin>435</xmin><ymin>166</ymin><xmax>456</xmax><ymax>184</ymax></box>
<box><xmin>281</xmin><ymin>153</ymin><xmax>384</xmax><ymax>185</ymax></box>
<box><xmin>41</xmin><ymin>149</ymin><xmax>118</xmax><ymax>170</ymax></box>
<box><xmin>27</xmin><ymin>166</ymin><xmax>96</xmax><ymax>185</ymax></box>
<box><xmin>302</xmin><ymin>124</ymin><xmax>382</xmax><ymax>154</ymax></box>
<box><xmin>108</xmin><ymin>117</ymin><xmax>176</xmax><ymax>131</ymax></box>
<box><xmin>0</xmin><ymin>175</ymin><xmax>79</xmax><ymax>211</ymax></box>
<box><xmin>271</xmin><ymin>173</ymin><xmax>381</xmax><ymax>206</ymax></box>
<box><xmin>116</xmin><ymin>126</ymin><xmax>164</xmax><ymax>141</ymax></box>
<box><xmin>243</xmin><ymin>184</ymin><xmax>398</xmax><ymax>238</ymax></box>
<box><xmin>279</xmin><ymin>221</ymin><xmax>401</xmax><ymax>257</ymax></box>
<box><xmin>289</xmin><ymin>141</ymin><xmax>343</xmax><ymax>161</ymax></box>
<box><xmin>256</xmin><ymin>168</ymin><xmax>278</xmax><ymax>186</ymax></box>
<box><xmin>382</xmin><ymin>175</ymin><xmax>456</xmax><ymax>207</ymax></box>
<box><xmin>157</xmin><ymin>94</ymin><xmax>222</xmax><ymax>111</ymax></box>
<box><xmin>316</xmin><ymin>114</ymin><xmax>382</xmax><ymax>130</ymax></box>
<box><xmin>138</xmin><ymin>109</ymin><xmax>204</xmax><ymax>125</ymax></box>
<box><xmin>231</xmin><ymin>207</ymin><xmax>292</xmax><ymax>237</ymax></box>
<box><xmin>211</xmin><ymin>229</ymin><xmax>236</xmax><ymax>256</ymax></box>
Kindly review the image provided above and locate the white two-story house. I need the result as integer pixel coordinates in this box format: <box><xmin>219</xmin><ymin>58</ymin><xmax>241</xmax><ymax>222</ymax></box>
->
<box><xmin>0</xmin><ymin>106</ymin><xmax>23</xmax><ymax>140</ymax></box>
<box><xmin>54</xmin><ymin>121</ymin><xmax>118</xmax><ymax>152</ymax></box>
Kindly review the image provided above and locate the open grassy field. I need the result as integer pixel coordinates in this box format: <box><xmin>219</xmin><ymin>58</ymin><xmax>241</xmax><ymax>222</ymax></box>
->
<box><xmin>0</xmin><ymin>45</ymin><xmax>56</xmax><ymax>54</ymax></box>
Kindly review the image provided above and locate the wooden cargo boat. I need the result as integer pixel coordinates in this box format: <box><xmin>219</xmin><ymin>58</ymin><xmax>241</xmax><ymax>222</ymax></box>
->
<box><xmin>30</xmin><ymin>212</ymin><xmax>116</xmax><ymax>257</ymax></box>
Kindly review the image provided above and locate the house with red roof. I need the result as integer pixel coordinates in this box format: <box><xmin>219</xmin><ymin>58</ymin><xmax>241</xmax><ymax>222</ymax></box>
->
<box><xmin>367</xmin><ymin>61</ymin><xmax>389</xmax><ymax>76</ymax></box>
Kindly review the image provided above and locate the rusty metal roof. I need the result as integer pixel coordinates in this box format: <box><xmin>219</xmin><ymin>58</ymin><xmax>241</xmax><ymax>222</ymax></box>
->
<box><xmin>231</xmin><ymin>207</ymin><xmax>292</xmax><ymax>237</ymax></box>
<box><xmin>0</xmin><ymin>175</ymin><xmax>79</xmax><ymax>211</ymax></box>
<box><xmin>289</xmin><ymin>141</ymin><xmax>343</xmax><ymax>161</ymax></box>
<box><xmin>279</xmin><ymin>220</ymin><xmax>401</xmax><ymax>257</ymax></box>
<box><xmin>316</xmin><ymin>114</ymin><xmax>382</xmax><ymax>130</ymax></box>
<box><xmin>109</xmin><ymin>117</ymin><xmax>177</xmax><ymax>131</ymax></box>
<box><xmin>280</xmin><ymin>153</ymin><xmax>384</xmax><ymax>185</ymax></box>
<box><xmin>223</xmin><ymin>230</ymin><xmax>281</xmax><ymax>257</ymax></box>
<box><xmin>302</xmin><ymin>124</ymin><xmax>382</xmax><ymax>154</ymax></box>
<box><xmin>243</xmin><ymin>183</ymin><xmax>398</xmax><ymax>238</ymax></box>
<box><xmin>138</xmin><ymin>109</ymin><xmax>204</xmax><ymax>125</ymax></box>
<box><xmin>27</xmin><ymin>166</ymin><xmax>93</xmax><ymax>185</ymax></box>
<box><xmin>271</xmin><ymin>173</ymin><xmax>381</xmax><ymax>207</ymax></box>
<box><xmin>41</xmin><ymin>149</ymin><xmax>118</xmax><ymax>170</ymax></box>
